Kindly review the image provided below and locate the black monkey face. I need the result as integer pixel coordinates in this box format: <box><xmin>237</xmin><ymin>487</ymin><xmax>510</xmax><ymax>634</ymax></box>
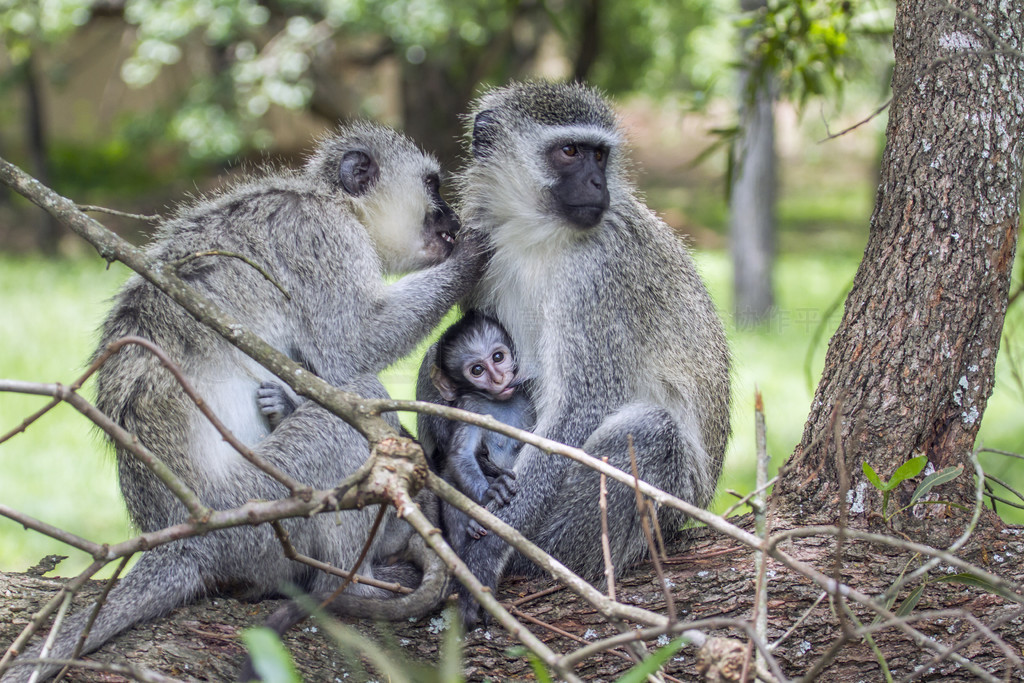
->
<box><xmin>547</xmin><ymin>141</ymin><xmax>610</xmax><ymax>229</ymax></box>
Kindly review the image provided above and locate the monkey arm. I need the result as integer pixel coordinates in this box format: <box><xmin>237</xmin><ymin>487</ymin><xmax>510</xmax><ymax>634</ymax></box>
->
<box><xmin>446</xmin><ymin>424</ymin><xmax>492</xmax><ymax>503</ymax></box>
<box><xmin>358</xmin><ymin>234</ymin><xmax>489</xmax><ymax>374</ymax></box>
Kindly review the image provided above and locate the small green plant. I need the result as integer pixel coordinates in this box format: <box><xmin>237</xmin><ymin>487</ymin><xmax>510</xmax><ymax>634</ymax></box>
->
<box><xmin>241</xmin><ymin>628</ymin><xmax>302</xmax><ymax>683</ymax></box>
<box><xmin>862</xmin><ymin>456</ymin><xmax>963</xmax><ymax>521</ymax></box>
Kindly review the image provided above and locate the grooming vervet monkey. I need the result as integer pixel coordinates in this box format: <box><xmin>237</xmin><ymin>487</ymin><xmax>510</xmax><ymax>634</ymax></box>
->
<box><xmin>2</xmin><ymin>123</ymin><xmax>485</xmax><ymax>682</ymax></box>
<box><xmin>442</xmin><ymin>81</ymin><xmax>731</xmax><ymax>626</ymax></box>
<box><xmin>415</xmin><ymin>310</ymin><xmax>535</xmax><ymax>552</ymax></box>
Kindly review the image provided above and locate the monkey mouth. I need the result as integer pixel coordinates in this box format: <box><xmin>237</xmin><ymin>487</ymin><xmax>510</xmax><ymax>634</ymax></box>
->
<box><xmin>495</xmin><ymin>384</ymin><xmax>517</xmax><ymax>400</ymax></box>
<box><xmin>439</xmin><ymin>231</ymin><xmax>455</xmax><ymax>243</ymax></box>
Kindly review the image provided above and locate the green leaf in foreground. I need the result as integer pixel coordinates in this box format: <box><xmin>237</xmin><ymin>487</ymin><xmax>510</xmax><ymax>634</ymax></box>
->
<box><xmin>862</xmin><ymin>461</ymin><xmax>885</xmax><ymax>490</ymax></box>
<box><xmin>614</xmin><ymin>638</ymin><xmax>685</xmax><ymax>683</ymax></box>
<box><xmin>894</xmin><ymin>584</ymin><xmax>926</xmax><ymax>617</ymax></box>
<box><xmin>934</xmin><ymin>573</ymin><xmax>1020</xmax><ymax>601</ymax></box>
<box><xmin>241</xmin><ymin>628</ymin><xmax>302</xmax><ymax>683</ymax></box>
<box><xmin>888</xmin><ymin>455</ymin><xmax>928</xmax><ymax>488</ymax></box>
<box><xmin>908</xmin><ymin>466</ymin><xmax>963</xmax><ymax>507</ymax></box>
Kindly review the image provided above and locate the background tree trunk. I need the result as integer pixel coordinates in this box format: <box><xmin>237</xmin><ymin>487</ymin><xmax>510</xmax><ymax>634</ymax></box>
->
<box><xmin>730</xmin><ymin>0</ymin><xmax>777</xmax><ymax>327</ymax></box>
<box><xmin>22</xmin><ymin>54</ymin><xmax>61</xmax><ymax>256</ymax></box>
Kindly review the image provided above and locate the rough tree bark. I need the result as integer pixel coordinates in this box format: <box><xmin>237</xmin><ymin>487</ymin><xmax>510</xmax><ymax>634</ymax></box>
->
<box><xmin>1</xmin><ymin>0</ymin><xmax>1022</xmax><ymax>680</ymax></box>
<box><xmin>776</xmin><ymin>0</ymin><xmax>1023</xmax><ymax>522</ymax></box>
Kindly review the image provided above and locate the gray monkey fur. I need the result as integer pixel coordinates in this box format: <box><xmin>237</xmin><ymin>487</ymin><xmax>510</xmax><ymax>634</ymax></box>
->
<box><xmin>2</xmin><ymin>123</ymin><xmax>483</xmax><ymax>682</ymax></box>
<box><xmin>445</xmin><ymin>81</ymin><xmax>731</xmax><ymax>626</ymax></box>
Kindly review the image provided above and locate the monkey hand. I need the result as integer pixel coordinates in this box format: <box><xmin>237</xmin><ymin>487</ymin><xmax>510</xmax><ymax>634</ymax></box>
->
<box><xmin>481</xmin><ymin>469</ymin><xmax>518</xmax><ymax>507</ymax></box>
<box><xmin>257</xmin><ymin>381</ymin><xmax>293</xmax><ymax>430</ymax></box>
<box><xmin>451</xmin><ymin>227</ymin><xmax>493</xmax><ymax>275</ymax></box>
<box><xmin>465</xmin><ymin>517</ymin><xmax>490</xmax><ymax>540</ymax></box>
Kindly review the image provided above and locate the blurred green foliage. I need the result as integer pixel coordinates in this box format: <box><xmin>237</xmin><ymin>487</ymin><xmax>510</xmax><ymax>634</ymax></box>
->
<box><xmin>740</xmin><ymin>0</ymin><xmax>894</xmax><ymax>107</ymax></box>
<box><xmin>0</xmin><ymin>0</ymin><xmax>91</xmax><ymax>66</ymax></box>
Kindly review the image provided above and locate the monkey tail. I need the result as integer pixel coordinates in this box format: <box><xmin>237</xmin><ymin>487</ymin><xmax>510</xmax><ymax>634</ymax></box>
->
<box><xmin>1</xmin><ymin>546</ymin><xmax>203</xmax><ymax>683</ymax></box>
<box><xmin>237</xmin><ymin>534</ymin><xmax>448</xmax><ymax>682</ymax></box>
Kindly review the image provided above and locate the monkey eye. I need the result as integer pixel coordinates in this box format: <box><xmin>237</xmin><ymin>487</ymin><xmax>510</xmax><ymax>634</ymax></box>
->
<box><xmin>425</xmin><ymin>174</ymin><xmax>440</xmax><ymax>194</ymax></box>
<box><xmin>595</xmin><ymin>147</ymin><xmax>605</xmax><ymax>162</ymax></box>
<box><xmin>561</xmin><ymin>144</ymin><xmax>578</xmax><ymax>157</ymax></box>
<box><xmin>492</xmin><ymin>351</ymin><xmax>504</xmax><ymax>363</ymax></box>
<box><xmin>470</xmin><ymin>364</ymin><xmax>485</xmax><ymax>377</ymax></box>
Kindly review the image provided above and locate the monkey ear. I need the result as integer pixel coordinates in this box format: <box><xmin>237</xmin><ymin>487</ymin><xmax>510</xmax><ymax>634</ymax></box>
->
<box><xmin>471</xmin><ymin>111</ymin><xmax>498</xmax><ymax>159</ymax></box>
<box><xmin>339</xmin><ymin>150</ymin><xmax>380</xmax><ymax>196</ymax></box>
<box><xmin>430</xmin><ymin>365</ymin><xmax>459</xmax><ymax>402</ymax></box>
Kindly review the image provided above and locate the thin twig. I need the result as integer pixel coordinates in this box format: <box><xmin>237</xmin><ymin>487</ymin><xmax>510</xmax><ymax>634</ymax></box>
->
<box><xmin>77</xmin><ymin>204</ymin><xmax>161</xmax><ymax>222</ymax></box>
<box><xmin>747</xmin><ymin>389</ymin><xmax>771</xmax><ymax>681</ymax></box>
<box><xmin>983</xmin><ymin>490</ymin><xmax>1024</xmax><ymax>510</ymax></box>
<box><xmin>505</xmin><ymin>606</ymin><xmax>670</xmax><ymax>676</ymax></box>
<box><xmin>0</xmin><ymin>379</ymin><xmax>210</xmax><ymax>521</ymax></box>
<box><xmin>599</xmin><ymin>456</ymin><xmax>617</xmax><ymax>602</ymax></box>
<box><xmin>270</xmin><ymin>521</ymin><xmax>410</xmax><ymax>594</ymax></box>
<box><xmin>0</xmin><ymin>397</ymin><xmax>60</xmax><ymax>445</ymax></box>
<box><xmin>979</xmin><ymin>447</ymin><xmax>1024</xmax><ymax>461</ymax></box>
<box><xmin>0</xmin><ymin>560</ymin><xmax>106</xmax><ymax>675</ymax></box>
<box><xmin>899</xmin><ymin>607</ymin><xmax>1024</xmax><ymax>682</ymax></box>
<box><xmin>877</xmin><ymin>449</ymin><xmax>990</xmax><ymax>604</ymax></box>
<box><xmin>832</xmin><ymin>395</ymin><xmax>854</xmax><ymax>638</ymax></box>
<box><xmin>28</xmin><ymin>592</ymin><xmax>73</xmax><ymax>683</ymax></box>
<box><xmin>628</xmin><ymin>436</ymin><xmax>676</xmax><ymax>623</ymax></box>
<box><xmin>984</xmin><ymin>473</ymin><xmax>1024</xmax><ymax>503</ymax></box>
<box><xmin>12</xmin><ymin>658</ymin><xmax>183</xmax><ymax>683</ymax></box>
<box><xmin>399</xmin><ymin>486</ymin><xmax>584</xmax><ymax>683</ymax></box>
<box><xmin>818</xmin><ymin>99</ymin><xmax>892</xmax><ymax>143</ymax></box>
<box><xmin>509</xmin><ymin>585</ymin><xmax>565</xmax><ymax>608</ymax></box>
<box><xmin>172</xmin><ymin>250</ymin><xmax>290</xmax><ymax>301</ymax></box>
<box><xmin>770</xmin><ymin>591</ymin><xmax>827</xmax><ymax>651</ymax></box>
<box><xmin>319</xmin><ymin>505</ymin><xmax>388</xmax><ymax>610</ymax></box>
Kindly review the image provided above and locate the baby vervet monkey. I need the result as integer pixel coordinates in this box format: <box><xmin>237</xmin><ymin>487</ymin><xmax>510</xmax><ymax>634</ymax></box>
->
<box><xmin>422</xmin><ymin>311</ymin><xmax>535</xmax><ymax>550</ymax></box>
<box><xmin>259</xmin><ymin>311</ymin><xmax>534</xmax><ymax>551</ymax></box>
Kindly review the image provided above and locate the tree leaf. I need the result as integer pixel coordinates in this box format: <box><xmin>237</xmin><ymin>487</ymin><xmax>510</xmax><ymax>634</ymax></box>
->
<box><xmin>894</xmin><ymin>584</ymin><xmax>926</xmax><ymax>617</ymax></box>
<box><xmin>933</xmin><ymin>573</ymin><xmax>1019</xmax><ymax>600</ymax></box>
<box><xmin>862</xmin><ymin>461</ymin><xmax>885</xmax><ymax>490</ymax></box>
<box><xmin>614</xmin><ymin>638</ymin><xmax>685</xmax><ymax>683</ymax></box>
<box><xmin>525</xmin><ymin>652</ymin><xmax>556</xmax><ymax>683</ymax></box>
<box><xmin>908</xmin><ymin>466</ymin><xmax>963</xmax><ymax>508</ymax></box>
<box><xmin>888</xmin><ymin>455</ymin><xmax>928</xmax><ymax>489</ymax></box>
<box><xmin>241</xmin><ymin>628</ymin><xmax>302</xmax><ymax>683</ymax></box>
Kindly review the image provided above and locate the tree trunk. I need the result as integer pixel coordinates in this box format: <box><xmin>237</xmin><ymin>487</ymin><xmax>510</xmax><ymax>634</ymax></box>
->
<box><xmin>776</xmin><ymin>0</ymin><xmax>1023</xmax><ymax>525</ymax></box>
<box><xmin>572</xmin><ymin>0</ymin><xmax>601</xmax><ymax>83</ymax></box>
<box><xmin>399</xmin><ymin>60</ymin><xmax>471</xmax><ymax>171</ymax></box>
<box><xmin>22</xmin><ymin>53</ymin><xmax>61</xmax><ymax>256</ymax></box>
<box><xmin>730</xmin><ymin>0</ymin><xmax>777</xmax><ymax>327</ymax></box>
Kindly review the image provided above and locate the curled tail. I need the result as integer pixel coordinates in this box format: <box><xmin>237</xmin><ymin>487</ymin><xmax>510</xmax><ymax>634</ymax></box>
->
<box><xmin>238</xmin><ymin>534</ymin><xmax>448</xmax><ymax>682</ymax></box>
<box><xmin>1</xmin><ymin>547</ymin><xmax>204</xmax><ymax>683</ymax></box>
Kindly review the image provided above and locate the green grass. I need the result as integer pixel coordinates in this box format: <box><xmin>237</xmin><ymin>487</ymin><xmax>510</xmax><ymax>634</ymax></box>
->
<box><xmin>1</xmin><ymin>246</ymin><xmax>1022</xmax><ymax>577</ymax></box>
<box><xmin>0</xmin><ymin>255</ymin><xmax>135</xmax><ymax>576</ymax></box>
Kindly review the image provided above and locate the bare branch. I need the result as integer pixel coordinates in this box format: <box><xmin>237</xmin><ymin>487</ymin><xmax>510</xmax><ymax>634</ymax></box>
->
<box><xmin>77</xmin><ymin>204</ymin><xmax>160</xmax><ymax>223</ymax></box>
